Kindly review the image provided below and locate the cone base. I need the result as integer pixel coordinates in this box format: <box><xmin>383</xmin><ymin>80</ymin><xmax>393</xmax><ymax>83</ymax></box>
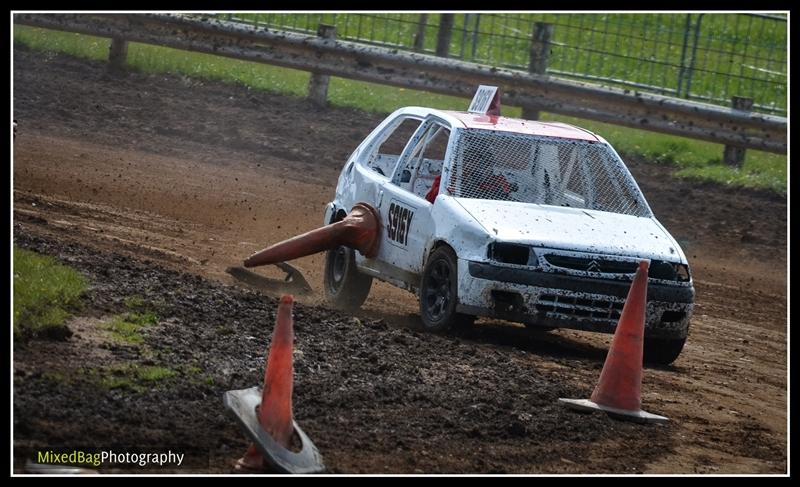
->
<box><xmin>558</xmin><ymin>398</ymin><xmax>668</xmax><ymax>424</ymax></box>
<box><xmin>223</xmin><ymin>386</ymin><xmax>325</xmax><ymax>474</ymax></box>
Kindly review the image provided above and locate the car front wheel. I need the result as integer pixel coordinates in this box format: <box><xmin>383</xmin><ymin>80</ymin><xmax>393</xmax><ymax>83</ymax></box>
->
<box><xmin>323</xmin><ymin>245</ymin><xmax>372</xmax><ymax>312</ymax></box>
<box><xmin>419</xmin><ymin>246</ymin><xmax>474</xmax><ymax>332</ymax></box>
<box><xmin>643</xmin><ymin>336</ymin><xmax>687</xmax><ymax>366</ymax></box>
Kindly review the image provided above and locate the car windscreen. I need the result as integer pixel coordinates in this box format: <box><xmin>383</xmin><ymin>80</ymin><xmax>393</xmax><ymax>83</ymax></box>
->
<box><xmin>447</xmin><ymin>129</ymin><xmax>652</xmax><ymax>217</ymax></box>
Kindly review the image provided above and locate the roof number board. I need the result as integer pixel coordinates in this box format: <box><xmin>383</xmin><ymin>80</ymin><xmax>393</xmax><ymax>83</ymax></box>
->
<box><xmin>468</xmin><ymin>85</ymin><xmax>500</xmax><ymax>115</ymax></box>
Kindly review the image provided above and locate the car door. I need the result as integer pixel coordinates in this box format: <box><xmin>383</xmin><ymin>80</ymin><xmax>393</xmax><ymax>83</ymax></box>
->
<box><xmin>376</xmin><ymin>118</ymin><xmax>452</xmax><ymax>276</ymax></box>
<box><xmin>337</xmin><ymin>111</ymin><xmax>423</xmax><ymax>221</ymax></box>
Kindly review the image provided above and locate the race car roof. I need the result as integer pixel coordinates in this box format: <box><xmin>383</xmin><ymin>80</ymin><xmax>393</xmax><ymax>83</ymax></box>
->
<box><xmin>441</xmin><ymin>110</ymin><xmax>601</xmax><ymax>142</ymax></box>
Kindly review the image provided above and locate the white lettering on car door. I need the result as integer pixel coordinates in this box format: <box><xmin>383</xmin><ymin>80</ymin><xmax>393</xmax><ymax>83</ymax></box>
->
<box><xmin>387</xmin><ymin>199</ymin><xmax>416</xmax><ymax>248</ymax></box>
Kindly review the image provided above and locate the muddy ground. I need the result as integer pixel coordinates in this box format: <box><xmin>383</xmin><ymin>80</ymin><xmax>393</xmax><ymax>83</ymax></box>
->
<box><xmin>12</xmin><ymin>45</ymin><xmax>787</xmax><ymax>474</ymax></box>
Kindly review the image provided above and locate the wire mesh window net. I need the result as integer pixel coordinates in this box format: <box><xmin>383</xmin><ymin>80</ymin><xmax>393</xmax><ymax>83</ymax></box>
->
<box><xmin>447</xmin><ymin>130</ymin><xmax>651</xmax><ymax>217</ymax></box>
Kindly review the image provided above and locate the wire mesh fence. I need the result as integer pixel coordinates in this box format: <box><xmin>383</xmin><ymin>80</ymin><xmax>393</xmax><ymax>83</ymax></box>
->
<box><xmin>218</xmin><ymin>12</ymin><xmax>787</xmax><ymax>116</ymax></box>
<box><xmin>447</xmin><ymin>129</ymin><xmax>651</xmax><ymax>217</ymax></box>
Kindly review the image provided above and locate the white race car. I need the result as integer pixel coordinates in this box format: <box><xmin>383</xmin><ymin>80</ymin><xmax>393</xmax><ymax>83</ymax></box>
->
<box><xmin>322</xmin><ymin>89</ymin><xmax>694</xmax><ymax>365</ymax></box>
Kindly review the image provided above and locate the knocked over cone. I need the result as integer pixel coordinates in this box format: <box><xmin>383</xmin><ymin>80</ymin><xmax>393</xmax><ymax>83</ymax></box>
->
<box><xmin>223</xmin><ymin>295</ymin><xmax>325</xmax><ymax>474</ymax></box>
<box><xmin>226</xmin><ymin>262</ymin><xmax>313</xmax><ymax>296</ymax></box>
<box><xmin>244</xmin><ymin>202</ymin><xmax>380</xmax><ymax>268</ymax></box>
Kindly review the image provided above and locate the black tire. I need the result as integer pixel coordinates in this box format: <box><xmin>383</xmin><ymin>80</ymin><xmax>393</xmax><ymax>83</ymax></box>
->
<box><xmin>419</xmin><ymin>246</ymin><xmax>474</xmax><ymax>332</ymax></box>
<box><xmin>323</xmin><ymin>245</ymin><xmax>372</xmax><ymax>312</ymax></box>
<box><xmin>643</xmin><ymin>336</ymin><xmax>686</xmax><ymax>366</ymax></box>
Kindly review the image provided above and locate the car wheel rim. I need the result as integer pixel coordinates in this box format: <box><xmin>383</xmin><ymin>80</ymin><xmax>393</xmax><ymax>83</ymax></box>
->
<box><xmin>330</xmin><ymin>246</ymin><xmax>347</xmax><ymax>291</ymax></box>
<box><xmin>424</xmin><ymin>260</ymin><xmax>451</xmax><ymax>322</ymax></box>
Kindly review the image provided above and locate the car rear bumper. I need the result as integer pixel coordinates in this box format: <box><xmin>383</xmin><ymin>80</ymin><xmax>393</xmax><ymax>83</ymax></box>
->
<box><xmin>457</xmin><ymin>259</ymin><xmax>694</xmax><ymax>339</ymax></box>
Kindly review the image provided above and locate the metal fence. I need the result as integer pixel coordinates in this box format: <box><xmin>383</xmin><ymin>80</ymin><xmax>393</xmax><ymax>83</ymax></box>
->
<box><xmin>222</xmin><ymin>13</ymin><xmax>787</xmax><ymax>116</ymax></box>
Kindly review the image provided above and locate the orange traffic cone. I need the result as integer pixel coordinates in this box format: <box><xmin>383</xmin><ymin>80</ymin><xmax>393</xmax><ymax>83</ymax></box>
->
<box><xmin>244</xmin><ymin>203</ymin><xmax>380</xmax><ymax>268</ymax></box>
<box><xmin>258</xmin><ymin>295</ymin><xmax>295</xmax><ymax>445</ymax></box>
<box><xmin>558</xmin><ymin>260</ymin><xmax>668</xmax><ymax>424</ymax></box>
<box><xmin>223</xmin><ymin>295</ymin><xmax>325</xmax><ymax>473</ymax></box>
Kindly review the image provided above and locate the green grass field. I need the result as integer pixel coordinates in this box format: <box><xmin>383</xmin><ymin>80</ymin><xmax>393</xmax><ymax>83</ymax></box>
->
<box><xmin>13</xmin><ymin>24</ymin><xmax>787</xmax><ymax>194</ymax></box>
<box><xmin>13</xmin><ymin>246</ymin><xmax>88</xmax><ymax>339</ymax></box>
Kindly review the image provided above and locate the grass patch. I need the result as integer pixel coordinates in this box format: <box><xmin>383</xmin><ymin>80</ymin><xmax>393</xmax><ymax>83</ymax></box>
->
<box><xmin>93</xmin><ymin>364</ymin><xmax>178</xmax><ymax>391</ymax></box>
<box><xmin>14</xmin><ymin>26</ymin><xmax>110</xmax><ymax>61</ymax></box>
<box><xmin>128</xmin><ymin>44</ymin><xmax>310</xmax><ymax>98</ymax></box>
<box><xmin>13</xmin><ymin>24</ymin><xmax>786</xmax><ymax>194</ymax></box>
<box><xmin>123</xmin><ymin>295</ymin><xmax>146</xmax><ymax>310</ymax></box>
<box><xmin>39</xmin><ymin>364</ymin><xmax>178</xmax><ymax>392</ymax></box>
<box><xmin>186</xmin><ymin>365</ymin><xmax>202</xmax><ymax>375</ymax></box>
<box><xmin>13</xmin><ymin>247</ymin><xmax>88</xmax><ymax>339</ymax></box>
<box><xmin>41</xmin><ymin>371</ymin><xmax>68</xmax><ymax>384</ymax></box>
<box><xmin>136</xmin><ymin>366</ymin><xmax>177</xmax><ymax>381</ymax></box>
<box><xmin>13</xmin><ymin>26</ymin><xmax>310</xmax><ymax>98</ymax></box>
<box><xmin>103</xmin><ymin>311</ymin><xmax>158</xmax><ymax>344</ymax></box>
<box><xmin>183</xmin><ymin>364</ymin><xmax>216</xmax><ymax>387</ymax></box>
<box><xmin>673</xmin><ymin>164</ymin><xmax>787</xmax><ymax>192</ymax></box>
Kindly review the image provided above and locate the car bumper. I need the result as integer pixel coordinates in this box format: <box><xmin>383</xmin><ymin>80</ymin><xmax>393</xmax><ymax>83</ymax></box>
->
<box><xmin>456</xmin><ymin>259</ymin><xmax>694</xmax><ymax>339</ymax></box>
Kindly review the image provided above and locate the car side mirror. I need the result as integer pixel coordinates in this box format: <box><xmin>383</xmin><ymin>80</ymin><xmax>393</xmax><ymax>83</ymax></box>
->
<box><xmin>400</xmin><ymin>169</ymin><xmax>412</xmax><ymax>183</ymax></box>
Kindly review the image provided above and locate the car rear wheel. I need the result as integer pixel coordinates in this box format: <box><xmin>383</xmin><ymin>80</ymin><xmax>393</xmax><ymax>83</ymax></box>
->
<box><xmin>419</xmin><ymin>246</ymin><xmax>474</xmax><ymax>332</ymax></box>
<box><xmin>323</xmin><ymin>245</ymin><xmax>372</xmax><ymax>312</ymax></box>
<box><xmin>643</xmin><ymin>336</ymin><xmax>686</xmax><ymax>366</ymax></box>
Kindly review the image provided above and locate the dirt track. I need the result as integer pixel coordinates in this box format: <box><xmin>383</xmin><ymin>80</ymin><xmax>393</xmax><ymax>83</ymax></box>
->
<box><xmin>12</xmin><ymin>45</ymin><xmax>787</xmax><ymax>474</ymax></box>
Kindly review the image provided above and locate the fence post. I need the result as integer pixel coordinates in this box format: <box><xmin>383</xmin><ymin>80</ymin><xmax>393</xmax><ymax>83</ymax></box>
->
<box><xmin>522</xmin><ymin>22</ymin><xmax>554</xmax><ymax>121</ymax></box>
<box><xmin>436</xmin><ymin>14</ymin><xmax>454</xmax><ymax>57</ymax></box>
<box><xmin>471</xmin><ymin>14</ymin><xmax>481</xmax><ymax>60</ymax></box>
<box><xmin>676</xmin><ymin>14</ymin><xmax>693</xmax><ymax>98</ymax></box>
<box><xmin>683</xmin><ymin>13</ymin><xmax>705</xmax><ymax>99</ymax></box>
<box><xmin>413</xmin><ymin>14</ymin><xmax>428</xmax><ymax>52</ymax></box>
<box><xmin>723</xmin><ymin>96</ymin><xmax>754</xmax><ymax>167</ymax></box>
<box><xmin>459</xmin><ymin>14</ymin><xmax>472</xmax><ymax>59</ymax></box>
<box><xmin>108</xmin><ymin>37</ymin><xmax>128</xmax><ymax>72</ymax></box>
<box><xmin>308</xmin><ymin>24</ymin><xmax>336</xmax><ymax>108</ymax></box>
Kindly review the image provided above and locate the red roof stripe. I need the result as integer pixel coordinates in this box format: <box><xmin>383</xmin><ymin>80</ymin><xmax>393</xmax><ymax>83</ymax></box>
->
<box><xmin>442</xmin><ymin>111</ymin><xmax>600</xmax><ymax>142</ymax></box>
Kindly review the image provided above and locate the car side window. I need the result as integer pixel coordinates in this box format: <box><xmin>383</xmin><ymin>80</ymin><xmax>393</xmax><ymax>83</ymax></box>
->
<box><xmin>392</xmin><ymin>122</ymin><xmax>450</xmax><ymax>199</ymax></box>
<box><xmin>365</xmin><ymin>117</ymin><xmax>423</xmax><ymax>177</ymax></box>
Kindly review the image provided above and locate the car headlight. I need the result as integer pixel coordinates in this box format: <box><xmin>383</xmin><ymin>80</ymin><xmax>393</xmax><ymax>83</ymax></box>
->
<box><xmin>650</xmin><ymin>261</ymin><xmax>691</xmax><ymax>282</ymax></box>
<box><xmin>675</xmin><ymin>264</ymin><xmax>691</xmax><ymax>282</ymax></box>
<box><xmin>488</xmin><ymin>242</ymin><xmax>534</xmax><ymax>266</ymax></box>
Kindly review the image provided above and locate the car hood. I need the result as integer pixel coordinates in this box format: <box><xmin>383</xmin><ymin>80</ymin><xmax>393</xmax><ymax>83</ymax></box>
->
<box><xmin>452</xmin><ymin>198</ymin><xmax>685</xmax><ymax>262</ymax></box>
